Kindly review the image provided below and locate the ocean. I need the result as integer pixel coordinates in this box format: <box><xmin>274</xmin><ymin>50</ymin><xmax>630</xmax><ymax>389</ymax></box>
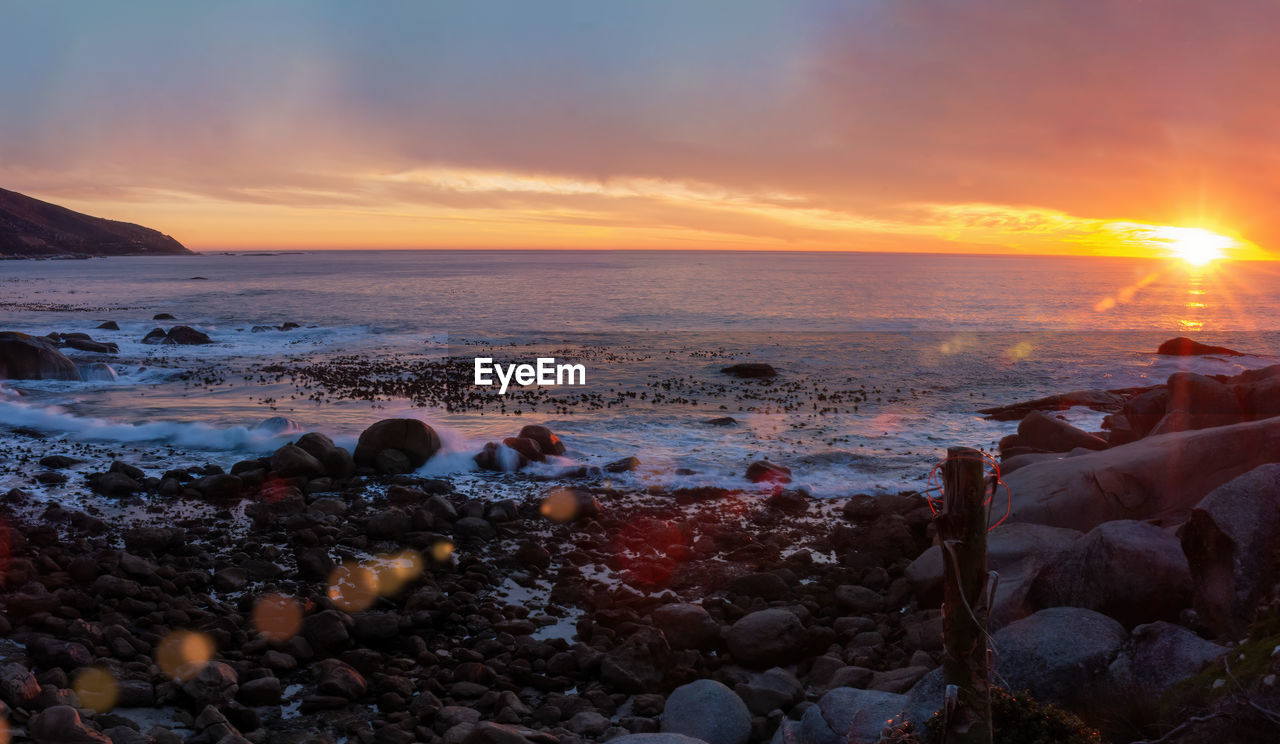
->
<box><xmin>4</xmin><ymin>249</ymin><xmax>1280</xmax><ymax>499</ymax></box>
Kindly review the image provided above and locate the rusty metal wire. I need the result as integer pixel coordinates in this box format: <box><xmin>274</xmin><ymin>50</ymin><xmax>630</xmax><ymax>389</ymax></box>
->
<box><xmin>921</xmin><ymin>449</ymin><xmax>1011</xmax><ymax>532</ymax></box>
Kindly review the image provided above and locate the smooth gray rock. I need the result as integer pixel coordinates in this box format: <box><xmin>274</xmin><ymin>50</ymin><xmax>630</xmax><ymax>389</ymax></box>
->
<box><xmin>992</xmin><ymin>607</ymin><xmax>1127</xmax><ymax>707</ymax></box>
<box><xmin>726</xmin><ymin>609</ymin><xmax>806</xmax><ymax>668</ymax></box>
<box><xmin>661</xmin><ymin>679</ymin><xmax>751</xmax><ymax>744</ymax></box>
<box><xmin>1105</xmin><ymin>621</ymin><xmax>1226</xmax><ymax>703</ymax></box>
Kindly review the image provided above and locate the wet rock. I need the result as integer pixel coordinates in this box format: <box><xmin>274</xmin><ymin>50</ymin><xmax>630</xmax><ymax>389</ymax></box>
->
<box><xmin>601</xmin><ymin>627</ymin><xmax>670</xmax><ymax>692</ymax></box>
<box><xmin>652</xmin><ymin>603</ymin><xmax>721</xmax><ymax>651</ymax></box>
<box><xmin>721</xmin><ymin>363</ymin><xmax>777</xmax><ymax>379</ymax></box>
<box><xmin>270</xmin><ymin>443</ymin><xmax>324</xmax><ymax>479</ymax></box>
<box><xmin>0</xmin><ymin>662</ymin><xmax>42</xmax><ymax>707</ymax></box>
<box><xmin>238</xmin><ymin>676</ymin><xmax>283</xmax><ymax>706</ymax></box>
<box><xmin>765</xmin><ymin>488</ymin><xmax>809</xmax><ymax>514</ymax></box>
<box><xmin>193</xmin><ymin>473</ymin><xmax>243</xmax><ymax>501</ymax></box>
<box><xmin>519</xmin><ymin>424</ymin><xmax>566</xmax><ymax>456</ymax></box>
<box><xmin>456</xmin><ymin>516</ymin><xmax>497</xmax><ymax>540</ymax></box>
<box><xmin>1157</xmin><ymin>337</ymin><xmax>1243</xmax><ymax>356</ymax></box>
<box><xmin>314</xmin><ymin>658</ymin><xmax>367</xmax><ymax>699</ymax></box>
<box><xmin>354</xmin><ymin>418</ymin><xmax>441</xmax><ymax>471</ymax></box>
<box><xmin>96</xmin><ymin>320</ymin><xmax>120</xmax><ymax>330</ymax></box>
<box><xmin>503</xmin><ymin>436</ymin><xmax>546</xmax><ymax>463</ymax></box>
<box><xmin>661</xmin><ymin>679</ymin><xmax>750</xmax><ymax>744</ymax></box>
<box><xmin>705</xmin><ymin>417</ymin><xmax>738</xmax><ymax>426</ymax></box>
<box><xmin>89</xmin><ymin>471</ymin><xmax>141</xmax><ymax>497</ymax></box>
<box><xmin>213</xmin><ymin>567</ymin><xmax>249</xmax><ymax>592</ymax></box>
<box><xmin>28</xmin><ymin>705</ymin><xmax>112</xmax><ymax>744</ymax></box>
<box><xmin>1181</xmin><ymin>463</ymin><xmax>1280</xmax><ymax>636</ymax></box>
<box><xmin>1031</xmin><ymin>520</ymin><xmax>1191</xmax><ymax>627</ymax></box>
<box><xmin>605</xmin><ymin>456</ymin><xmax>642</xmax><ymax>473</ymax></box>
<box><xmin>744</xmin><ymin>461</ymin><xmax>791</xmax><ymax>484</ymax></box>
<box><xmin>1017</xmin><ymin>410</ymin><xmax>1107</xmax><ymax>453</ymax></box>
<box><xmin>182</xmin><ymin>661</ymin><xmax>238</xmax><ymax>708</ymax></box>
<box><xmin>992</xmin><ymin>607</ymin><xmax>1127</xmax><ymax>708</ymax></box>
<box><xmin>514</xmin><ymin>541</ymin><xmax>551</xmax><ymax>570</ymax></box>
<box><xmin>0</xmin><ymin>331</ymin><xmax>81</xmax><ymax>380</ymax></box>
<box><xmin>162</xmin><ymin>325</ymin><xmax>212</xmax><ymax>344</ymax></box>
<box><xmin>726</xmin><ymin>609</ymin><xmax>806</xmax><ymax>668</ymax></box>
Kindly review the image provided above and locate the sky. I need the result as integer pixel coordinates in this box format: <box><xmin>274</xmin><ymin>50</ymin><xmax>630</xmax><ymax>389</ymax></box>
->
<box><xmin>1</xmin><ymin>0</ymin><xmax>1276</xmax><ymax>257</ymax></box>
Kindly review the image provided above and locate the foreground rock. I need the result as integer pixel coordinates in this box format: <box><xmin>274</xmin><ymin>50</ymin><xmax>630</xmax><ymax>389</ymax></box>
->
<box><xmin>771</xmin><ymin>687</ymin><xmax>907</xmax><ymax>744</ymax></box>
<box><xmin>0</xmin><ymin>330</ymin><xmax>81</xmax><ymax>380</ymax></box>
<box><xmin>992</xmin><ymin>607</ymin><xmax>1127</xmax><ymax>708</ymax></box>
<box><xmin>661</xmin><ymin>680</ymin><xmax>750</xmax><ymax>744</ymax></box>
<box><xmin>1104</xmin><ymin>621</ymin><xmax>1226</xmax><ymax>704</ymax></box>
<box><xmin>1000</xmin><ymin>417</ymin><xmax>1280</xmax><ymax>531</ymax></box>
<box><xmin>1181</xmin><ymin>463</ymin><xmax>1280</xmax><ymax>636</ymax></box>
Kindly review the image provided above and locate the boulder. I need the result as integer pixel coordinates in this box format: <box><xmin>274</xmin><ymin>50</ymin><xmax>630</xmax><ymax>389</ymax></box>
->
<box><xmin>601</xmin><ymin>627</ymin><xmax>670</xmax><ymax>692</ymax></box>
<box><xmin>353</xmin><ymin>418</ymin><xmax>441</xmax><ymax>471</ymax></box>
<box><xmin>63</xmin><ymin>335</ymin><xmax>118</xmax><ymax>353</ymax></box>
<box><xmin>605</xmin><ymin>455</ymin><xmax>642</xmax><ymax>473</ymax></box>
<box><xmin>1117</xmin><ymin>387</ymin><xmax>1170</xmax><ymax>440</ymax></box>
<box><xmin>1235</xmin><ymin>374</ymin><xmax>1280</xmax><ymax>419</ymax></box>
<box><xmin>28</xmin><ymin>705</ymin><xmax>112</xmax><ymax>744</ymax></box>
<box><xmin>0</xmin><ymin>331</ymin><xmax>80</xmax><ymax>380</ymax></box>
<box><xmin>502</xmin><ymin>436</ymin><xmax>545</xmax><ymax>462</ymax></box>
<box><xmin>0</xmin><ymin>662</ymin><xmax>42</xmax><ymax>707</ymax></box>
<box><xmin>992</xmin><ymin>607</ymin><xmax>1127</xmax><ymax>708</ymax></box>
<box><xmin>1104</xmin><ymin>621</ymin><xmax>1226</xmax><ymax>703</ymax></box>
<box><xmin>1181</xmin><ymin>463</ymin><xmax>1280</xmax><ymax>636</ymax></box>
<box><xmin>734</xmin><ymin>667</ymin><xmax>803</xmax><ymax>716</ymax></box>
<box><xmin>96</xmin><ymin>320</ymin><xmax>120</xmax><ymax>330</ymax></box>
<box><xmin>998</xmin><ymin>417</ymin><xmax>1280</xmax><ymax>532</ymax></box>
<box><xmin>745</xmin><ymin>460</ymin><xmax>791</xmax><ymax>484</ymax></box>
<box><xmin>905</xmin><ymin>522</ymin><xmax>1081</xmax><ymax>628</ymax></box>
<box><xmin>726</xmin><ymin>609</ymin><xmax>806</xmax><ymax>668</ymax></box>
<box><xmin>1030</xmin><ymin>520</ymin><xmax>1192</xmax><ymax>627</ymax></box>
<box><xmin>313</xmin><ymin>658</ymin><xmax>367</xmax><ymax>700</ymax></box>
<box><xmin>612</xmin><ymin>736</ymin><xmax>709</xmax><ymax>744</ymax></box>
<box><xmin>651</xmin><ymin>603</ymin><xmax>721</xmax><ymax>651</ymax></box>
<box><xmin>164</xmin><ymin>325</ymin><xmax>213</xmax><ymax>345</ymax></box>
<box><xmin>518</xmin><ymin>424</ymin><xmax>566</xmax><ymax>456</ymax></box>
<box><xmin>1016</xmin><ymin>410</ymin><xmax>1107</xmax><ymax>453</ymax></box>
<box><xmin>721</xmin><ymin>363</ymin><xmax>778</xmax><ymax>379</ymax></box>
<box><xmin>1165</xmin><ymin>372</ymin><xmax>1243</xmax><ymax>429</ymax></box>
<box><xmin>1157</xmin><ymin>337</ymin><xmax>1243</xmax><ymax>356</ymax></box>
<box><xmin>181</xmin><ymin>661</ymin><xmax>238</xmax><ymax>708</ymax></box>
<box><xmin>661</xmin><ymin>679</ymin><xmax>751</xmax><ymax>744</ymax></box>
<box><xmin>270</xmin><ymin>443</ymin><xmax>325</xmax><ymax>479</ymax></box>
<box><xmin>295</xmin><ymin>432</ymin><xmax>355</xmax><ymax>479</ymax></box>
<box><xmin>787</xmin><ymin>687</ymin><xmax>908</xmax><ymax>744</ymax></box>
<box><xmin>141</xmin><ymin>327</ymin><xmax>168</xmax><ymax>344</ymax></box>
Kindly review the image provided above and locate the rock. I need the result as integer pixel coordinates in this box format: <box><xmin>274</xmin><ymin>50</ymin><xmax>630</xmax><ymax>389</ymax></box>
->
<box><xmin>1165</xmin><ymin>372</ymin><xmax>1243</xmax><ymax>430</ymax></box>
<box><xmin>164</xmin><ymin>325</ymin><xmax>213</xmax><ymax>345</ymax></box>
<box><xmin>193</xmin><ymin>473</ymin><xmax>243</xmax><ymax>501</ymax></box>
<box><xmin>456</xmin><ymin>516</ymin><xmax>497</xmax><ymax>540</ymax></box>
<box><xmin>28</xmin><ymin>705</ymin><xmax>112</xmax><ymax>744</ymax></box>
<box><xmin>999</xmin><ymin>417</ymin><xmax>1280</xmax><ymax>532</ymax></box>
<box><xmin>63</xmin><ymin>335</ymin><xmax>118</xmax><ymax>353</ymax></box>
<box><xmin>269</xmin><ymin>443</ymin><xmax>325</xmax><ymax>478</ymax></box>
<box><xmin>1181</xmin><ymin>463</ymin><xmax>1280</xmax><ymax>636</ymax></box>
<box><xmin>979</xmin><ymin>389</ymin><xmax>1126</xmax><ymax>422</ymax></box>
<box><xmin>463</xmin><ymin>722</ymin><xmax>544</xmax><ymax>744</ymax></box>
<box><xmin>1105</xmin><ymin>621</ymin><xmax>1226</xmax><ymax>704</ymax></box>
<box><xmin>734</xmin><ymin>667</ymin><xmax>802</xmax><ymax>716</ymax></box>
<box><xmin>90</xmin><ymin>470</ymin><xmax>141</xmax><ymax>496</ymax></box>
<box><xmin>1016</xmin><ymin>410</ymin><xmax>1107</xmax><ymax>453</ymax></box>
<box><xmin>661</xmin><ymin>679</ymin><xmax>751</xmax><ymax>744</ymax></box>
<box><xmin>730</xmin><ymin>572</ymin><xmax>789</xmax><ymax>600</ymax></box>
<box><xmin>567</xmin><ymin>711</ymin><xmax>611</xmax><ymax>737</ymax></box>
<box><xmin>96</xmin><ymin>321</ymin><xmax>119</xmax><ymax>330</ymax></box>
<box><xmin>0</xmin><ymin>331</ymin><xmax>80</xmax><ymax>380</ymax></box>
<box><xmin>0</xmin><ymin>662</ymin><xmax>42</xmax><ymax>707</ymax></box>
<box><xmin>1157</xmin><ymin>337</ymin><xmax>1243</xmax><ymax>356</ymax></box>
<box><xmin>518</xmin><ymin>424</ymin><xmax>566</xmax><ymax>456</ymax></box>
<box><xmin>502</xmin><ymin>436</ymin><xmax>545</xmax><ymax>462</ymax></box>
<box><xmin>313</xmin><ymin>658</ymin><xmax>367</xmax><ymax>700</ymax></box>
<box><xmin>82</xmin><ymin>362</ymin><xmax>117</xmax><ymax>380</ymax></box>
<box><xmin>1030</xmin><ymin>520</ymin><xmax>1191</xmax><ymax>627</ymax></box>
<box><xmin>1235</xmin><ymin>374</ymin><xmax>1280</xmax><ymax>419</ymax></box>
<box><xmin>705</xmin><ymin>417</ymin><xmax>738</xmax><ymax>426</ymax></box>
<box><xmin>992</xmin><ymin>607</ymin><xmax>1127</xmax><ymax>708</ymax></box>
<box><xmin>375</xmin><ymin>448</ymin><xmax>412</xmax><ymax>474</ymax></box>
<box><xmin>1118</xmin><ymin>387</ymin><xmax>1170</xmax><ymax>441</ymax></box>
<box><xmin>726</xmin><ymin>609</ymin><xmax>806</xmax><ymax>668</ymax></box>
<box><xmin>834</xmin><ymin>585</ymin><xmax>883</xmax><ymax>614</ymax></box>
<box><xmin>652</xmin><ymin>603</ymin><xmax>720</xmax><ymax>651</ymax></box>
<box><xmin>154</xmin><ymin>313</ymin><xmax>176</xmax><ymax>320</ymax></box>
<box><xmin>181</xmin><ymin>661</ymin><xmax>238</xmax><ymax>708</ymax></box>
<box><xmin>514</xmin><ymin>541</ymin><xmax>551</xmax><ymax>570</ymax></box>
<box><xmin>744</xmin><ymin>460</ymin><xmax>791</xmax><ymax>484</ymax></box>
<box><xmin>766</xmin><ymin>488</ymin><xmax>809</xmax><ymax>513</ymax></box>
<box><xmin>601</xmin><ymin>627</ymin><xmax>670</xmax><ymax>692</ymax></box>
<box><xmin>868</xmin><ymin>666</ymin><xmax>931</xmax><ymax>694</ymax></box>
<box><xmin>796</xmin><ymin>687</ymin><xmax>908</xmax><ymax>744</ymax></box>
<box><xmin>212</xmin><ymin>567</ymin><xmax>249</xmax><ymax>592</ymax></box>
<box><xmin>141</xmin><ymin>327</ymin><xmax>168</xmax><ymax>344</ymax></box>
<box><xmin>604</xmin><ymin>456</ymin><xmax>641</xmax><ymax>473</ymax></box>
<box><xmin>721</xmin><ymin>363</ymin><xmax>777</xmax><ymax>378</ymax></box>
<box><xmin>238</xmin><ymin>676</ymin><xmax>283</xmax><ymax>706</ymax></box>
<box><xmin>353</xmin><ymin>418</ymin><xmax>441</xmax><ymax>471</ymax></box>
<box><xmin>612</xmin><ymin>736</ymin><xmax>710</xmax><ymax>744</ymax></box>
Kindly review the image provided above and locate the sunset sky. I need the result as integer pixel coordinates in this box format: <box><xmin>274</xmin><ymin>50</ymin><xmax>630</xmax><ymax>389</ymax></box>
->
<box><xmin>1</xmin><ymin>1</ymin><xmax>1275</xmax><ymax>258</ymax></box>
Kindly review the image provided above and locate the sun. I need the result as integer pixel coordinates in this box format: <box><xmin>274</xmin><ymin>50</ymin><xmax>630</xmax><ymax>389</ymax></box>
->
<box><xmin>1148</xmin><ymin>226</ymin><xmax>1235</xmax><ymax>266</ymax></box>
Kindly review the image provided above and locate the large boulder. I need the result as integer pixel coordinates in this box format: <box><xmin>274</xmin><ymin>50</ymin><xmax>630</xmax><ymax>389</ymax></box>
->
<box><xmin>353</xmin><ymin>418</ymin><xmax>441</xmax><ymax>472</ymax></box>
<box><xmin>0</xmin><ymin>331</ymin><xmax>80</xmax><ymax>380</ymax></box>
<box><xmin>518</xmin><ymin>424</ymin><xmax>566</xmax><ymax>456</ymax></box>
<box><xmin>1162</xmin><ymin>372</ymin><xmax>1243</xmax><ymax>430</ymax></box>
<box><xmin>998</xmin><ymin>417</ymin><xmax>1280</xmax><ymax>532</ymax></box>
<box><xmin>1104</xmin><ymin>621</ymin><xmax>1226</xmax><ymax>704</ymax></box>
<box><xmin>1181</xmin><ymin>464</ymin><xmax>1280</xmax><ymax>637</ymax></box>
<box><xmin>1157</xmin><ymin>337</ymin><xmax>1243</xmax><ymax>356</ymax></box>
<box><xmin>992</xmin><ymin>607</ymin><xmax>1127</xmax><ymax>708</ymax></box>
<box><xmin>661</xmin><ymin>679</ymin><xmax>751</xmax><ymax>744</ymax></box>
<box><xmin>726</xmin><ymin>609</ymin><xmax>807</xmax><ymax>668</ymax></box>
<box><xmin>1017</xmin><ymin>410</ymin><xmax>1107</xmax><ymax>453</ymax></box>
<box><xmin>27</xmin><ymin>705</ymin><xmax>112</xmax><ymax>744</ymax></box>
<box><xmin>651</xmin><ymin>603</ymin><xmax>721</xmax><ymax>651</ymax></box>
<box><xmin>721</xmin><ymin>363</ymin><xmax>777</xmax><ymax>379</ymax></box>
<box><xmin>270</xmin><ymin>443</ymin><xmax>325</xmax><ymax>479</ymax></box>
<box><xmin>905</xmin><ymin>523</ymin><xmax>1082</xmax><ymax>629</ymax></box>
<box><xmin>775</xmin><ymin>687</ymin><xmax>907</xmax><ymax>744</ymax></box>
<box><xmin>163</xmin><ymin>325</ymin><xmax>213</xmax><ymax>345</ymax></box>
<box><xmin>1235</xmin><ymin>373</ymin><xmax>1280</xmax><ymax>419</ymax></box>
<box><xmin>1115</xmin><ymin>387</ymin><xmax>1170</xmax><ymax>441</ymax></box>
<box><xmin>1030</xmin><ymin>520</ymin><xmax>1192</xmax><ymax>627</ymax></box>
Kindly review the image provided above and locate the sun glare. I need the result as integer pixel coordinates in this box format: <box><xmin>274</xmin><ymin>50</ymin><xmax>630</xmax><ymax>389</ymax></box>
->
<box><xmin>1148</xmin><ymin>226</ymin><xmax>1235</xmax><ymax>266</ymax></box>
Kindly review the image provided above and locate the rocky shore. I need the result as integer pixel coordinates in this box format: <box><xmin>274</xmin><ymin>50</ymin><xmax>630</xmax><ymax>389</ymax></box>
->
<box><xmin>1</xmin><ymin>338</ymin><xmax>1279</xmax><ymax>743</ymax></box>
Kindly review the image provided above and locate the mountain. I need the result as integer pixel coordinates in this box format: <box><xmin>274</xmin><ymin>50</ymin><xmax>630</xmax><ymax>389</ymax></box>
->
<box><xmin>0</xmin><ymin>187</ymin><xmax>191</xmax><ymax>257</ymax></box>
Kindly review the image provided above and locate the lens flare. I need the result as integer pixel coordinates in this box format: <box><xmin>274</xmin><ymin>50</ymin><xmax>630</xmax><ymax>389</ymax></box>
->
<box><xmin>430</xmin><ymin>540</ymin><xmax>455</xmax><ymax>563</ymax></box>
<box><xmin>374</xmin><ymin>550</ymin><xmax>424</xmax><ymax>595</ymax></box>
<box><xmin>72</xmin><ymin>667</ymin><xmax>119</xmax><ymax>713</ymax></box>
<box><xmin>328</xmin><ymin>563</ymin><xmax>379</xmax><ymax>612</ymax></box>
<box><xmin>156</xmin><ymin>630</ymin><xmax>214</xmax><ymax>682</ymax></box>
<box><xmin>540</xmin><ymin>489</ymin><xmax>578</xmax><ymax>523</ymax></box>
<box><xmin>252</xmin><ymin>594</ymin><xmax>303</xmax><ymax>643</ymax></box>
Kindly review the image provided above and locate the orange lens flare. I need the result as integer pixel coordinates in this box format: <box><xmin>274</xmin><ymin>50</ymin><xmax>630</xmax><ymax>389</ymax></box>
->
<box><xmin>540</xmin><ymin>489</ymin><xmax>578</xmax><ymax>522</ymax></box>
<box><xmin>252</xmin><ymin>594</ymin><xmax>303</xmax><ymax>643</ymax></box>
<box><xmin>374</xmin><ymin>550</ymin><xmax>424</xmax><ymax>595</ymax></box>
<box><xmin>156</xmin><ymin>630</ymin><xmax>215</xmax><ymax>682</ymax></box>
<box><xmin>328</xmin><ymin>563</ymin><xmax>379</xmax><ymax>612</ymax></box>
<box><xmin>72</xmin><ymin>667</ymin><xmax>119</xmax><ymax>713</ymax></box>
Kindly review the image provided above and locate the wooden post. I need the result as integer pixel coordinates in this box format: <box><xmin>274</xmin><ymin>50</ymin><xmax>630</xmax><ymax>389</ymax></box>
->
<box><xmin>939</xmin><ymin>446</ymin><xmax>992</xmax><ymax>744</ymax></box>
